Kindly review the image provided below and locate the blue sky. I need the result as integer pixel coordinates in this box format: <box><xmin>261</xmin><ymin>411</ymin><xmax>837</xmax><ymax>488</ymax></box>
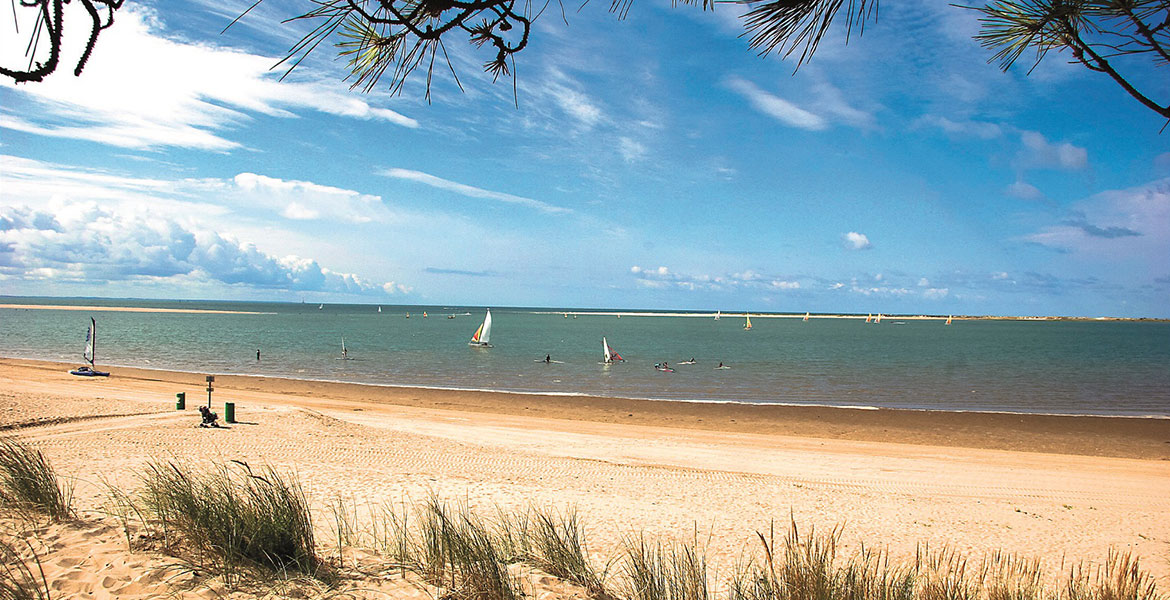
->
<box><xmin>1</xmin><ymin>0</ymin><xmax>1167</xmax><ymax>317</ymax></box>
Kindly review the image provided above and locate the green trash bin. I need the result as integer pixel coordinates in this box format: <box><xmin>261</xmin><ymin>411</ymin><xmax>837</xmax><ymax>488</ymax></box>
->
<box><xmin>224</xmin><ymin>402</ymin><xmax>236</xmax><ymax>423</ymax></box>
<box><xmin>176</xmin><ymin>392</ymin><xmax>185</xmax><ymax>410</ymax></box>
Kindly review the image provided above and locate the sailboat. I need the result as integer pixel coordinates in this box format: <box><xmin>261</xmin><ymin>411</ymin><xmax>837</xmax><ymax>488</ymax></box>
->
<box><xmin>744</xmin><ymin>314</ymin><xmax>752</xmax><ymax>331</ymax></box>
<box><xmin>378</xmin><ymin>306</ymin><xmax>382</xmax><ymax>313</ymax></box>
<box><xmin>875</xmin><ymin>313</ymin><xmax>883</xmax><ymax>324</ymax></box>
<box><xmin>70</xmin><ymin>318</ymin><xmax>110</xmax><ymax>377</ymax></box>
<box><xmin>865</xmin><ymin>314</ymin><xmax>872</xmax><ymax>323</ymax></box>
<box><xmin>803</xmin><ymin>312</ymin><xmax>810</xmax><ymax>322</ymax></box>
<box><xmin>318</xmin><ymin>303</ymin><xmax>323</xmax><ymax>310</ymax></box>
<box><xmin>469</xmin><ymin>309</ymin><xmax>493</xmax><ymax>347</ymax></box>
<box><xmin>340</xmin><ymin>337</ymin><xmax>352</xmax><ymax>360</ymax></box>
<box><xmin>715</xmin><ymin>310</ymin><xmax>720</xmax><ymax>321</ymax></box>
<box><xmin>602</xmin><ymin>337</ymin><xmax>624</xmax><ymax>364</ymax></box>
<box><xmin>945</xmin><ymin>315</ymin><xmax>953</xmax><ymax>325</ymax></box>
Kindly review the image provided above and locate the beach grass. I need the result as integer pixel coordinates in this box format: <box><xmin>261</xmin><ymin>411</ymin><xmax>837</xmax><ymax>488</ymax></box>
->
<box><xmin>416</xmin><ymin>495</ymin><xmax>523</xmax><ymax>600</ymax></box>
<box><xmin>138</xmin><ymin>459</ymin><xmax>322</xmax><ymax>582</ymax></box>
<box><xmin>0</xmin><ymin>536</ymin><xmax>51</xmax><ymax>600</ymax></box>
<box><xmin>623</xmin><ymin>534</ymin><xmax>710</xmax><ymax>600</ymax></box>
<box><xmin>0</xmin><ymin>437</ymin><xmax>73</xmax><ymax>522</ymax></box>
<box><xmin>529</xmin><ymin>506</ymin><xmax>611</xmax><ymax>597</ymax></box>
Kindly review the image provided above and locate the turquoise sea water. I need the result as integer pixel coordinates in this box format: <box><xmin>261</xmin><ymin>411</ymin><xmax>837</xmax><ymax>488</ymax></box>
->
<box><xmin>2</xmin><ymin>297</ymin><xmax>1168</xmax><ymax>416</ymax></box>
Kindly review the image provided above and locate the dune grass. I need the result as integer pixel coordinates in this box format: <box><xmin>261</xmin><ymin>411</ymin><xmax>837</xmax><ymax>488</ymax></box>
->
<box><xmin>528</xmin><ymin>506</ymin><xmax>611</xmax><ymax>597</ymax></box>
<box><xmin>416</xmin><ymin>495</ymin><xmax>523</xmax><ymax>600</ymax></box>
<box><xmin>0</xmin><ymin>536</ymin><xmax>51</xmax><ymax>600</ymax></box>
<box><xmin>623</xmin><ymin>534</ymin><xmax>710</xmax><ymax>600</ymax></box>
<box><xmin>139</xmin><ymin>459</ymin><xmax>322</xmax><ymax>582</ymax></box>
<box><xmin>0</xmin><ymin>437</ymin><xmax>73</xmax><ymax>523</ymax></box>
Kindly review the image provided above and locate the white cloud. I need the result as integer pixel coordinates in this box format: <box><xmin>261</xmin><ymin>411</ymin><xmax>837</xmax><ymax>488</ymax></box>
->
<box><xmin>542</xmin><ymin>71</ymin><xmax>605</xmax><ymax>130</ymax></box>
<box><xmin>618</xmin><ymin>137</ymin><xmax>648</xmax><ymax>163</ymax></box>
<box><xmin>1015</xmin><ymin>131</ymin><xmax>1088</xmax><ymax>171</ymax></box>
<box><xmin>842</xmin><ymin>231</ymin><xmax>872</xmax><ymax>250</ymax></box>
<box><xmin>726</xmin><ymin>77</ymin><xmax>827</xmax><ymax>131</ymax></box>
<box><xmin>630</xmin><ymin>265</ymin><xmax>802</xmax><ymax>293</ymax></box>
<box><xmin>918</xmin><ymin>277</ymin><xmax>930</xmax><ymax>287</ymax></box>
<box><xmin>379</xmin><ymin>168</ymin><xmax>570</xmax><ymax>214</ymax></box>
<box><xmin>1022</xmin><ymin>178</ymin><xmax>1168</xmax><ymax>261</ymax></box>
<box><xmin>923</xmin><ymin>288</ymin><xmax>949</xmax><ymax>299</ymax></box>
<box><xmin>0</xmin><ymin>202</ymin><xmax>405</xmax><ymax>295</ymax></box>
<box><xmin>1006</xmin><ymin>180</ymin><xmax>1045</xmax><ymax>201</ymax></box>
<box><xmin>916</xmin><ymin>115</ymin><xmax>1002</xmax><ymax>139</ymax></box>
<box><xmin>0</xmin><ymin>7</ymin><xmax>417</xmax><ymax>151</ymax></box>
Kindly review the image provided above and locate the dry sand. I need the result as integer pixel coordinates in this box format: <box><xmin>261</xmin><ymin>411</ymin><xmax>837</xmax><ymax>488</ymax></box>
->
<box><xmin>2</xmin><ymin>357</ymin><xmax>1168</xmax><ymax>598</ymax></box>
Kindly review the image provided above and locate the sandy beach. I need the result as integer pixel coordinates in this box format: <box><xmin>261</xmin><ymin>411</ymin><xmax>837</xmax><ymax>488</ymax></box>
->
<box><xmin>2</xmin><ymin>356</ymin><xmax>1168</xmax><ymax>598</ymax></box>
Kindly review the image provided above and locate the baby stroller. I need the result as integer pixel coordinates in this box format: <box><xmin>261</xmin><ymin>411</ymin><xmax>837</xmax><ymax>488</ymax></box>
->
<box><xmin>198</xmin><ymin>405</ymin><xmax>220</xmax><ymax>428</ymax></box>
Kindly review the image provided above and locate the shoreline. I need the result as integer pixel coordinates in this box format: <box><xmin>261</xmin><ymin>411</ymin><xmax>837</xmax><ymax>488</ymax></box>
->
<box><xmin>5</xmin><ymin>357</ymin><xmax>1168</xmax><ymax>460</ymax></box>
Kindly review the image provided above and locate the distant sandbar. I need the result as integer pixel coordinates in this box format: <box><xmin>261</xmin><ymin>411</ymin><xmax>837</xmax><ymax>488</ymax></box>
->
<box><xmin>0</xmin><ymin>304</ymin><xmax>270</xmax><ymax>315</ymax></box>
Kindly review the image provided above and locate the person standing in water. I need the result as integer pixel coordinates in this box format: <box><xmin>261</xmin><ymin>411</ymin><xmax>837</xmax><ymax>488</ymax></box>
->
<box><xmin>256</xmin><ymin>349</ymin><xmax>261</xmax><ymax>361</ymax></box>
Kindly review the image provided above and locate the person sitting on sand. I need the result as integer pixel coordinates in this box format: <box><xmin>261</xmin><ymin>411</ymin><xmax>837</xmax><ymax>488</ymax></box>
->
<box><xmin>198</xmin><ymin>405</ymin><xmax>219</xmax><ymax>428</ymax></box>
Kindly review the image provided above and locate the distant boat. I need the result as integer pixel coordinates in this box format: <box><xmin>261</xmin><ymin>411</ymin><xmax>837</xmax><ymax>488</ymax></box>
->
<box><xmin>875</xmin><ymin>313</ymin><xmax>883</xmax><ymax>324</ymax></box>
<box><xmin>406</xmin><ymin>312</ymin><xmax>411</xmax><ymax>318</ymax></box>
<box><xmin>803</xmin><ymin>312</ymin><xmax>809</xmax><ymax>322</ymax></box>
<box><xmin>715</xmin><ymin>311</ymin><xmax>720</xmax><ymax>321</ymax></box>
<box><xmin>564</xmin><ymin>313</ymin><xmax>569</xmax><ymax>318</ymax></box>
<box><xmin>448</xmin><ymin>314</ymin><xmax>455</xmax><ymax>319</ymax></box>
<box><xmin>946</xmin><ymin>315</ymin><xmax>953</xmax><ymax>325</ymax></box>
<box><xmin>469</xmin><ymin>309</ymin><xmax>493</xmax><ymax>347</ymax></box>
<box><xmin>340</xmin><ymin>337</ymin><xmax>351</xmax><ymax>360</ymax></box>
<box><xmin>423</xmin><ymin>311</ymin><xmax>428</xmax><ymax>318</ymax></box>
<box><xmin>378</xmin><ymin>306</ymin><xmax>382</xmax><ymax>313</ymax></box>
<box><xmin>318</xmin><ymin>303</ymin><xmax>323</xmax><ymax>310</ymax></box>
<box><xmin>602</xmin><ymin>336</ymin><xmax>624</xmax><ymax>364</ymax></box>
<box><xmin>70</xmin><ymin>317</ymin><xmax>109</xmax><ymax>377</ymax></box>
<box><xmin>744</xmin><ymin>314</ymin><xmax>752</xmax><ymax>331</ymax></box>
<box><xmin>865</xmin><ymin>314</ymin><xmax>872</xmax><ymax>323</ymax></box>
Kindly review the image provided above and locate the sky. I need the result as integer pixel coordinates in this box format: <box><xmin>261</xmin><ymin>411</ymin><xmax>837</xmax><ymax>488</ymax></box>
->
<box><xmin>1</xmin><ymin>0</ymin><xmax>1168</xmax><ymax>317</ymax></box>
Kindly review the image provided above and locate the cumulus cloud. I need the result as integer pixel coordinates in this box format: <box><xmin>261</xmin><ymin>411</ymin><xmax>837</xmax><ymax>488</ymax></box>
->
<box><xmin>726</xmin><ymin>77</ymin><xmax>827</xmax><ymax>131</ymax></box>
<box><xmin>842</xmin><ymin>231</ymin><xmax>872</xmax><ymax>250</ymax></box>
<box><xmin>0</xmin><ymin>202</ymin><xmax>407</xmax><ymax>296</ymax></box>
<box><xmin>379</xmin><ymin>168</ymin><xmax>570</xmax><ymax>214</ymax></box>
<box><xmin>1015</xmin><ymin>131</ymin><xmax>1088</xmax><ymax>171</ymax></box>
<box><xmin>0</xmin><ymin>7</ymin><xmax>417</xmax><ymax>151</ymax></box>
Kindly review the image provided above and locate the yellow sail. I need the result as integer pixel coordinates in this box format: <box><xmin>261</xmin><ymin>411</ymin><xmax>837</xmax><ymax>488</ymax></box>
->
<box><xmin>744</xmin><ymin>314</ymin><xmax>752</xmax><ymax>330</ymax></box>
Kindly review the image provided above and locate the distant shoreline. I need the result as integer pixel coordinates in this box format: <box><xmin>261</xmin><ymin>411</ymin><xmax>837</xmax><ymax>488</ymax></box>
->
<box><xmin>0</xmin><ymin>303</ymin><xmax>272</xmax><ymax>315</ymax></box>
<box><xmin>537</xmin><ymin>311</ymin><xmax>1170</xmax><ymax>322</ymax></box>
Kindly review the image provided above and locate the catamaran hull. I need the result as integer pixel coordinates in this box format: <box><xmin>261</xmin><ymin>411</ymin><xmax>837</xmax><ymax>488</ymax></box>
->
<box><xmin>469</xmin><ymin>342</ymin><xmax>493</xmax><ymax>348</ymax></box>
<box><xmin>70</xmin><ymin>368</ymin><xmax>109</xmax><ymax>377</ymax></box>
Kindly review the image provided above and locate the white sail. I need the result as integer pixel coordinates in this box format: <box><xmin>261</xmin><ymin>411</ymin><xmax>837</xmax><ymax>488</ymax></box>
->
<box><xmin>715</xmin><ymin>311</ymin><xmax>720</xmax><ymax>321</ymax></box>
<box><xmin>603</xmin><ymin>337</ymin><xmax>612</xmax><ymax>363</ymax></box>
<box><xmin>469</xmin><ymin>309</ymin><xmax>493</xmax><ymax>346</ymax></box>
<box><xmin>341</xmin><ymin>337</ymin><xmax>348</xmax><ymax>358</ymax></box>
<box><xmin>84</xmin><ymin>318</ymin><xmax>95</xmax><ymax>366</ymax></box>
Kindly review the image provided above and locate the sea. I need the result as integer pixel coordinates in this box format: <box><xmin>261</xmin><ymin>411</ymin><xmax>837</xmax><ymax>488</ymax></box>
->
<box><xmin>2</xmin><ymin>297</ymin><xmax>1168</xmax><ymax>417</ymax></box>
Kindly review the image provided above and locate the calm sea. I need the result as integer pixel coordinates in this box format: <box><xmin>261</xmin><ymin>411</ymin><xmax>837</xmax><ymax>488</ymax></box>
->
<box><xmin>2</xmin><ymin>298</ymin><xmax>1167</xmax><ymax>416</ymax></box>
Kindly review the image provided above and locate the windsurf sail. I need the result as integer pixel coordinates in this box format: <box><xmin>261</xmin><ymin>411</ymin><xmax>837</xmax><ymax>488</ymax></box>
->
<box><xmin>744</xmin><ymin>314</ymin><xmax>752</xmax><ymax>330</ymax></box>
